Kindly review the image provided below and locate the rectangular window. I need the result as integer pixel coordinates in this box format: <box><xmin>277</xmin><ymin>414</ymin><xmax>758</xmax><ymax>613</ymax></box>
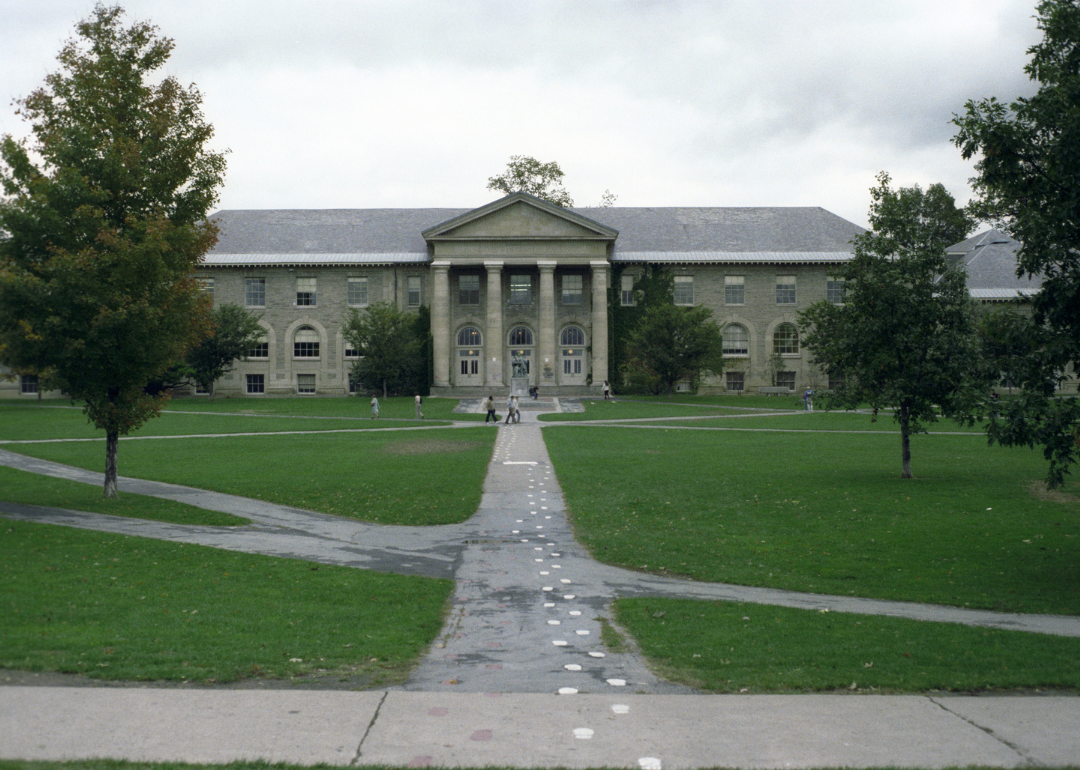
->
<box><xmin>347</xmin><ymin>277</ymin><xmax>369</xmax><ymax>307</ymax></box>
<box><xmin>620</xmin><ymin>274</ymin><xmax>636</xmax><ymax>306</ymax></box>
<box><xmin>245</xmin><ymin>277</ymin><xmax>266</xmax><ymax>307</ymax></box>
<box><xmin>775</xmin><ymin>371</ymin><xmax>796</xmax><ymax>390</ymax></box>
<box><xmin>561</xmin><ymin>274</ymin><xmax>583</xmax><ymax>305</ymax></box>
<box><xmin>725</xmin><ymin>275</ymin><xmax>745</xmax><ymax>305</ymax></box>
<box><xmin>726</xmin><ymin>371</ymin><xmax>744</xmax><ymax>392</ymax></box>
<box><xmin>344</xmin><ymin>344</ymin><xmax>360</xmax><ymax>359</ymax></box>
<box><xmin>20</xmin><ymin>374</ymin><xmax>38</xmax><ymax>394</ymax></box>
<box><xmin>407</xmin><ymin>276</ymin><xmax>422</xmax><ymax>307</ymax></box>
<box><xmin>827</xmin><ymin>276</ymin><xmax>845</xmax><ymax>304</ymax></box>
<box><xmin>197</xmin><ymin>277</ymin><xmax>214</xmax><ymax>297</ymax></box>
<box><xmin>829</xmin><ymin>374</ymin><xmax>845</xmax><ymax>391</ymax></box>
<box><xmin>248</xmin><ymin>341</ymin><xmax>269</xmax><ymax>359</ymax></box>
<box><xmin>297</xmin><ymin>374</ymin><xmax>316</xmax><ymax>394</ymax></box>
<box><xmin>296</xmin><ymin>277</ymin><xmax>316</xmax><ymax>306</ymax></box>
<box><xmin>674</xmin><ymin>275</ymin><xmax>694</xmax><ymax>306</ymax></box>
<box><xmin>776</xmin><ymin>275</ymin><xmax>796</xmax><ymax>305</ymax></box>
<box><xmin>509</xmin><ymin>274</ymin><xmax>531</xmax><ymax>304</ymax></box>
<box><xmin>459</xmin><ymin>275</ymin><xmax>480</xmax><ymax>306</ymax></box>
<box><xmin>246</xmin><ymin>374</ymin><xmax>265</xmax><ymax>394</ymax></box>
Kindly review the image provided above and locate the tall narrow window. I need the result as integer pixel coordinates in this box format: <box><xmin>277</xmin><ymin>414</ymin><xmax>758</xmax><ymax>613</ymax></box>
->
<box><xmin>245</xmin><ymin>277</ymin><xmax>265</xmax><ymax>307</ymax></box>
<box><xmin>674</xmin><ymin>275</ymin><xmax>694</xmax><ymax>305</ymax></box>
<box><xmin>725</xmin><ymin>275</ymin><xmax>745</xmax><ymax>305</ymax></box>
<box><xmin>348</xmin><ymin>277</ymin><xmax>368</xmax><ymax>307</ymax></box>
<box><xmin>407</xmin><ymin>276</ymin><xmax>422</xmax><ymax>307</ymax></box>
<box><xmin>620</xmin><ymin>274</ymin><xmax>636</xmax><ymax>306</ymax></box>
<box><xmin>459</xmin><ymin>275</ymin><xmax>480</xmax><ymax>305</ymax></box>
<box><xmin>776</xmin><ymin>275</ymin><xmax>796</xmax><ymax>305</ymax></box>
<box><xmin>722</xmin><ymin>324</ymin><xmax>749</xmax><ymax>356</ymax></box>
<box><xmin>296</xmin><ymin>277</ymin><xmax>316</xmax><ymax>306</ymax></box>
<box><xmin>561</xmin><ymin>274</ymin><xmax>583</xmax><ymax>305</ymax></box>
<box><xmin>827</xmin><ymin>276</ymin><xmax>845</xmax><ymax>304</ymax></box>
<box><xmin>294</xmin><ymin>326</ymin><xmax>320</xmax><ymax>358</ymax></box>
<box><xmin>509</xmin><ymin>274</ymin><xmax>531</xmax><ymax>304</ymax></box>
<box><xmin>773</xmin><ymin>323</ymin><xmax>799</xmax><ymax>355</ymax></box>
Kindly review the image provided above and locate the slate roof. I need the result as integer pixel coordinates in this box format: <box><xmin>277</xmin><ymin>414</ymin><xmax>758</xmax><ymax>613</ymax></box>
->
<box><xmin>946</xmin><ymin>229</ymin><xmax>1041</xmax><ymax>300</ymax></box>
<box><xmin>203</xmin><ymin>204</ymin><xmax>863</xmax><ymax>267</ymax></box>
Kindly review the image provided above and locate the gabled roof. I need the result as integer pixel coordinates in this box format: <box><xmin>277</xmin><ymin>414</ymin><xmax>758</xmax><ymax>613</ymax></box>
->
<box><xmin>422</xmin><ymin>192</ymin><xmax>618</xmax><ymax>242</ymax></box>
<box><xmin>202</xmin><ymin>197</ymin><xmax>863</xmax><ymax>267</ymax></box>
<box><xmin>946</xmin><ymin>228</ymin><xmax>1041</xmax><ymax>300</ymax></box>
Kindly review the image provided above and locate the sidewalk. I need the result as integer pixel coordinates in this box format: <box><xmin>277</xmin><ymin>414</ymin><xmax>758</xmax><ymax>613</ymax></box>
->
<box><xmin>2</xmin><ymin>687</ymin><xmax>1078</xmax><ymax>767</ymax></box>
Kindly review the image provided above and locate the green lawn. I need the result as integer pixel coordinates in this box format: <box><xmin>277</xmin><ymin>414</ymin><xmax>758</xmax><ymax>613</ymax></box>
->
<box><xmin>5</xmin><ymin>428</ymin><xmax>495</xmax><ymax>526</ymax></box>
<box><xmin>0</xmin><ymin>521</ymin><xmax>452</xmax><ymax>684</ymax></box>
<box><xmin>539</xmin><ymin>398</ymin><xmax>747</xmax><ymax>422</ymax></box>
<box><xmin>616</xmin><ymin>598</ymin><xmax>1080</xmax><ymax>693</ymax></box>
<box><xmin>544</xmin><ymin>422</ymin><xmax>1080</xmax><ymax>615</ymax></box>
<box><xmin>0</xmin><ymin>465</ymin><xmax>247</xmax><ymax>526</ymax></box>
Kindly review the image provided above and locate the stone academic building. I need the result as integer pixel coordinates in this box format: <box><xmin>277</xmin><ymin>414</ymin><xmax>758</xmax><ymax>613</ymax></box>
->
<box><xmin>7</xmin><ymin>193</ymin><xmax>1056</xmax><ymax>399</ymax></box>
<box><xmin>191</xmin><ymin>192</ymin><xmax>865</xmax><ymax>398</ymax></box>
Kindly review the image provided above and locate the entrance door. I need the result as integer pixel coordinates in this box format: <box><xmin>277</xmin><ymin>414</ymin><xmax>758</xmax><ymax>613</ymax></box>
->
<box><xmin>455</xmin><ymin>326</ymin><xmax>483</xmax><ymax>387</ymax></box>
<box><xmin>559</xmin><ymin>326</ymin><xmax>588</xmax><ymax>386</ymax></box>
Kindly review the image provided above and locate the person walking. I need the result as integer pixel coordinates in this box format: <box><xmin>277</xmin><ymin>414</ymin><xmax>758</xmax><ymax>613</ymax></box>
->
<box><xmin>803</xmin><ymin>388</ymin><xmax>814</xmax><ymax>412</ymax></box>
<box><xmin>603</xmin><ymin>381</ymin><xmax>611</xmax><ymax>400</ymax></box>
<box><xmin>484</xmin><ymin>395</ymin><xmax>497</xmax><ymax>423</ymax></box>
<box><xmin>512</xmin><ymin>395</ymin><xmax>521</xmax><ymax>423</ymax></box>
<box><xmin>504</xmin><ymin>394</ymin><xmax>516</xmax><ymax>425</ymax></box>
<box><xmin>370</xmin><ymin>396</ymin><xmax>379</xmax><ymax>419</ymax></box>
<box><xmin>414</xmin><ymin>393</ymin><xmax>424</xmax><ymax>419</ymax></box>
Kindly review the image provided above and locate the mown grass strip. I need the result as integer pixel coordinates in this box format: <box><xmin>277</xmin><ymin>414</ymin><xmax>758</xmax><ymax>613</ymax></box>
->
<box><xmin>544</xmin><ymin>423</ymin><xmax>1080</xmax><ymax>614</ymax></box>
<box><xmin>0</xmin><ymin>466</ymin><xmax>246</xmax><ymax>526</ymax></box>
<box><xmin>7</xmin><ymin>428</ymin><xmax>495</xmax><ymax>526</ymax></box>
<box><xmin>0</xmin><ymin>521</ymin><xmax>452</xmax><ymax>684</ymax></box>
<box><xmin>617</xmin><ymin>598</ymin><xmax>1080</xmax><ymax>693</ymax></box>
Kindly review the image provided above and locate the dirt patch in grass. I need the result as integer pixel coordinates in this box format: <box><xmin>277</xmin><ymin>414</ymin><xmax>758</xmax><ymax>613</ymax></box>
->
<box><xmin>1030</xmin><ymin>480</ymin><xmax>1080</xmax><ymax>503</ymax></box>
<box><xmin>382</xmin><ymin>438</ymin><xmax>484</xmax><ymax>455</ymax></box>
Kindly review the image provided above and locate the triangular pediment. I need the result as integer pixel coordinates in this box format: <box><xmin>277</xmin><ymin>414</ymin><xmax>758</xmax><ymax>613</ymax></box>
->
<box><xmin>423</xmin><ymin>192</ymin><xmax>618</xmax><ymax>242</ymax></box>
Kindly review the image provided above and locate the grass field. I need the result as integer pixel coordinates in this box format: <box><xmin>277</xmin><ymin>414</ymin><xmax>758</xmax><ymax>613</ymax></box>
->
<box><xmin>544</xmin><ymin>420</ymin><xmax>1080</xmax><ymax>615</ymax></box>
<box><xmin>0</xmin><ymin>520</ymin><xmax>452</xmax><ymax>684</ymax></box>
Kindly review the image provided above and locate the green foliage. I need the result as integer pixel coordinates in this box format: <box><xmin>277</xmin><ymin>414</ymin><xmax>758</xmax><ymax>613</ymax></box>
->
<box><xmin>343</xmin><ymin>301</ymin><xmax>427</xmax><ymax>397</ymax></box>
<box><xmin>486</xmin><ymin>155</ymin><xmax>573</xmax><ymax>206</ymax></box>
<box><xmin>954</xmin><ymin>0</ymin><xmax>1080</xmax><ymax>486</ymax></box>
<box><xmin>0</xmin><ymin>6</ymin><xmax>226</xmax><ymax>497</ymax></box>
<box><xmin>622</xmin><ymin>303</ymin><xmax>725</xmax><ymax>395</ymax></box>
<box><xmin>799</xmin><ymin>173</ymin><xmax>985</xmax><ymax>478</ymax></box>
<box><xmin>979</xmin><ymin>308</ymin><xmax>1080</xmax><ymax>488</ymax></box>
<box><xmin>182</xmin><ymin>303</ymin><xmax>263</xmax><ymax>397</ymax></box>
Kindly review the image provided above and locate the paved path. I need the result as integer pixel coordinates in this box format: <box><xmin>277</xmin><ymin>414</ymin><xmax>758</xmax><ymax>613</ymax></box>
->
<box><xmin>2</xmin><ymin>401</ymin><xmax>1080</xmax><ymax>766</ymax></box>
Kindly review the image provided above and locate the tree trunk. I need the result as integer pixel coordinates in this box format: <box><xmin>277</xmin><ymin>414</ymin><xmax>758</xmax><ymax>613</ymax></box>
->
<box><xmin>382</xmin><ymin>379</ymin><xmax>388</xmax><ymax>399</ymax></box>
<box><xmin>899</xmin><ymin>404</ymin><xmax>912</xmax><ymax>479</ymax></box>
<box><xmin>104</xmin><ymin>430</ymin><xmax>119</xmax><ymax>498</ymax></box>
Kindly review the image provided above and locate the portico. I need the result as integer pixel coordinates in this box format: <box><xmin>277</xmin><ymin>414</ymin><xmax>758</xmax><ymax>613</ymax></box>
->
<box><xmin>423</xmin><ymin>193</ymin><xmax>616</xmax><ymax>396</ymax></box>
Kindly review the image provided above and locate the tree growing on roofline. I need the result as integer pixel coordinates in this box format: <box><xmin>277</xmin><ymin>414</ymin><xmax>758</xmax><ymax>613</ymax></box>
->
<box><xmin>953</xmin><ymin>0</ymin><xmax>1080</xmax><ymax>488</ymax></box>
<box><xmin>0</xmin><ymin>4</ymin><xmax>226</xmax><ymax>498</ymax></box>
<box><xmin>487</xmin><ymin>155</ymin><xmax>574</xmax><ymax>207</ymax></box>
<box><xmin>799</xmin><ymin>173</ymin><xmax>985</xmax><ymax>479</ymax></box>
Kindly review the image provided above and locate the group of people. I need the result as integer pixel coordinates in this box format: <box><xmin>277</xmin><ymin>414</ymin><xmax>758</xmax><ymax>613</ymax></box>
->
<box><xmin>482</xmin><ymin>394</ymin><xmax>523</xmax><ymax>424</ymax></box>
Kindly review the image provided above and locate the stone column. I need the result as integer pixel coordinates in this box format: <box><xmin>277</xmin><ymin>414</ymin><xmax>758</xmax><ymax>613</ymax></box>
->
<box><xmin>538</xmin><ymin>261</ymin><xmax>557</xmax><ymax>387</ymax></box>
<box><xmin>590</xmin><ymin>261</ymin><xmax>610</xmax><ymax>387</ymax></box>
<box><xmin>484</xmin><ymin>261</ymin><xmax>504</xmax><ymax>387</ymax></box>
<box><xmin>431</xmin><ymin>261</ymin><xmax>451</xmax><ymax>390</ymax></box>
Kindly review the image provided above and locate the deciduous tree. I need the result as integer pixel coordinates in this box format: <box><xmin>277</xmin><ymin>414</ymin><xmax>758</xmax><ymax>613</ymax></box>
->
<box><xmin>622</xmin><ymin>303</ymin><xmax>725</xmax><ymax>395</ymax></box>
<box><xmin>487</xmin><ymin>155</ymin><xmax>574</xmax><ymax>207</ymax></box>
<box><xmin>799</xmin><ymin>173</ymin><xmax>985</xmax><ymax>479</ymax></box>
<box><xmin>184</xmin><ymin>303</ymin><xmax>264</xmax><ymax>398</ymax></box>
<box><xmin>0</xmin><ymin>5</ymin><xmax>226</xmax><ymax>497</ymax></box>
<box><xmin>953</xmin><ymin>0</ymin><xmax>1080</xmax><ymax>486</ymax></box>
<box><xmin>343</xmin><ymin>302</ymin><xmax>426</xmax><ymax>398</ymax></box>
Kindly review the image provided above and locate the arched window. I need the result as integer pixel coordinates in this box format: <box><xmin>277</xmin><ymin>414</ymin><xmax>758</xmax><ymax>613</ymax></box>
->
<box><xmin>773</xmin><ymin>323</ymin><xmax>799</xmax><ymax>355</ymax></box>
<box><xmin>560</xmin><ymin>326</ymin><xmax>585</xmax><ymax>346</ymax></box>
<box><xmin>457</xmin><ymin>327</ymin><xmax>481</xmax><ymax>346</ymax></box>
<box><xmin>509</xmin><ymin>326</ymin><xmax>533</xmax><ymax>346</ymax></box>
<box><xmin>722</xmin><ymin>324</ymin><xmax>749</xmax><ymax>356</ymax></box>
<box><xmin>294</xmin><ymin>326</ymin><xmax>320</xmax><ymax>357</ymax></box>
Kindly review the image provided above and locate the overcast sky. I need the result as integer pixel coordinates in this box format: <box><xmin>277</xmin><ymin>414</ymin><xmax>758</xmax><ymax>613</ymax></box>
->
<box><xmin>0</xmin><ymin>0</ymin><xmax>1045</xmax><ymax>228</ymax></box>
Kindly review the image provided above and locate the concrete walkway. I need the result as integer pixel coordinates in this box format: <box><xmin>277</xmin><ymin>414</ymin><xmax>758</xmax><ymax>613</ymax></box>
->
<box><xmin>2</xmin><ymin>401</ymin><xmax>1079</xmax><ymax>767</ymax></box>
